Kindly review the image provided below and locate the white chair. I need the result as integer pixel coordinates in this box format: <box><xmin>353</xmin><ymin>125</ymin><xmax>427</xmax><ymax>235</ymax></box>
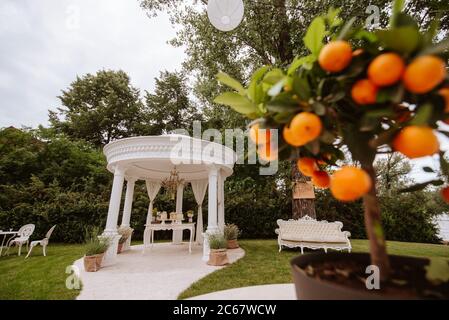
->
<box><xmin>26</xmin><ymin>225</ymin><xmax>56</xmax><ymax>258</ymax></box>
<box><xmin>6</xmin><ymin>224</ymin><xmax>35</xmax><ymax>256</ymax></box>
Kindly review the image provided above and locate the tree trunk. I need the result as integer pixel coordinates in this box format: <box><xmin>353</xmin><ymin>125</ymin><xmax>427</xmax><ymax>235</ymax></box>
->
<box><xmin>291</xmin><ymin>160</ymin><xmax>316</xmax><ymax>219</ymax></box>
<box><xmin>361</xmin><ymin>161</ymin><xmax>391</xmax><ymax>281</ymax></box>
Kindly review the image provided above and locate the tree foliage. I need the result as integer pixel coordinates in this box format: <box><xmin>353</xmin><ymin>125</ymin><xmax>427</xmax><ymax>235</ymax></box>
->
<box><xmin>49</xmin><ymin>70</ymin><xmax>145</xmax><ymax>146</ymax></box>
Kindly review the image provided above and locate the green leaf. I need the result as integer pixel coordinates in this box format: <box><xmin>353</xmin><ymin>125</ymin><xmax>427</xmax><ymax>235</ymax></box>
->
<box><xmin>248</xmin><ymin>66</ymin><xmax>269</xmax><ymax>103</ymax></box>
<box><xmin>409</xmin><ymin>103</ymin><xmax>433</xmax><ymax>125</ymax></box>
<box><xmin>439</xmin><ymin>151</ymin><xmax>449</xmax><ymax>178</ymax></box>
<box><xmin>337</xmin><ymin>17</ymin><xmax>356</xmax><ymax>40</ymax></box>
<box><xmin>425</xmin><ymin>258</ymin><xmax>449</xmax><ymax>284</ymax></box>
<box><xmin>216</xmin><ymin>72</ymin><xmax>246</xmax><ymax>95</ymax></box>
<box><xmin>263</xmin><ymin>69</ymin><xmax>284</xmax><ymax>85</ymax></box>
<box><xmin>292</xmin><ymin>76</ymin><xmax>311</xmax><ymax>101</ymax></box>
<box><xmin>303</xmin><ymin>17</ymin><xmax>326</xmax><ymax>56</ymax></box>
<box><xmin>287</xmin><ymin>55</ymin><xmax>316</xmax><ymax>75</ymax></box>
<box><xmin>326</xmin><ymin>7</ymin><xmax>342</xmax><ymax>29</ymax></box>
<box><xmin>214</xmin><ymin>92</ymin><xmax>258</xmax><ymax>115</ymax></box>
<box><xmin>376</xmin><ymin>27</ymin><xmax>420</xmax><ymax>54</ymax></box>
<box><xmin>389</xmin><ymin>0</ymin><xmax>405</xmax><ymax>27</ymax></box>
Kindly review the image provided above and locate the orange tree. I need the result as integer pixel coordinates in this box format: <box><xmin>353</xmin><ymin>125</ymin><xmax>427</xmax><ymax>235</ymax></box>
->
<box><xmin>214</xmin><ymin>0</ymin><xmax>449</xmax><ymax>281</ymax></box>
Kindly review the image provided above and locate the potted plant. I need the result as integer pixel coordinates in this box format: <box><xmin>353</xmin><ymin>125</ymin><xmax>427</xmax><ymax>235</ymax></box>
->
<box><xmin>187</xmin><ymin>210</ymin><xmax>194</xmax><ymax>223</ymax></box>
<box><xmin>207</xmin><ymin>233</ymin><xmax>229</xmax><ymax>266</ymax></box>
<box><xmin>83</xmin><ymin>229</ymin><xmax>110</xmax><ymax>272</ymax></box>
<box><xmin>117</xmin><ymin>226</ymin><xmax>133</xmax><ymax>253</ymax></box>
<box><xmin>224</xmin><ymin>224</ymin><xmax>240</xmax><ymax>249</ymax></box>
<box><xmin>215</xmin><ymin>0</ymin><xmax>449</xmax><ymax>299</ymax></box>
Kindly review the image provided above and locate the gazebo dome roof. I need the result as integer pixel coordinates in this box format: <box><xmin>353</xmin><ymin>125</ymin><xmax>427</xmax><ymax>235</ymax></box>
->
<box><xmin>103</xmin><ymin>135</ymin><xmax>237</xmax><ymax>181</ymax></box>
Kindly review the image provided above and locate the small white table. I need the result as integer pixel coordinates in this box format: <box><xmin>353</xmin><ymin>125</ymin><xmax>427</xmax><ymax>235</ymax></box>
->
<box><xmin>0</xmin><ymin>231</ymin><xmax>18</xmax><ymax>256</ymax></box>
<box><xmin>143</xmin><ymin>223</ymin><xmax>195</xmax><ymax>253</ymax></box>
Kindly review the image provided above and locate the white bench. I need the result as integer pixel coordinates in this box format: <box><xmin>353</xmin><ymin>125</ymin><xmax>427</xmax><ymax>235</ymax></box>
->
<box><xmin>275</xmin><ymin>215</ymin><xmax>351</xmax><ymax>254</ymax></box>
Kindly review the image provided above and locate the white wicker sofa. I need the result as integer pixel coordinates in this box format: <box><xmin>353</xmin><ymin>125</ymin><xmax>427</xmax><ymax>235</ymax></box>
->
<box><xmin>275</xmin><ymin>215</ymin><xmax>351</xmax><ymax>253</ymax></box>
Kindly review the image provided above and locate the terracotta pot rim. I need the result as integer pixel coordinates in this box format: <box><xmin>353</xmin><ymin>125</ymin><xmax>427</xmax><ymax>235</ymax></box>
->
<box><xmin>291</xmin><ymin>252</ymin><xmax>430</xmax><ymax>299</ymax></box>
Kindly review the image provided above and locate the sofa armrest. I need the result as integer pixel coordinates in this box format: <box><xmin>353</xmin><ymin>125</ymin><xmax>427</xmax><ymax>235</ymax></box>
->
<box><xmin>275</xmin><ymin>228</ymin><xmax>280</xmax><ymax>235</ymax></box>
<box><xmin>344</xmin><ymin>231</ymin><xmax>351</xmax><ymax>238</ymax></box>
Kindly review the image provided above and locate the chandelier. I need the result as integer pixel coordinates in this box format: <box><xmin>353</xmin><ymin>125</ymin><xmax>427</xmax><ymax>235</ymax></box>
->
<box><xmin>162</xmin><ymin>166</ymin><xmax>184</xmax><ymax>199</ymax></box>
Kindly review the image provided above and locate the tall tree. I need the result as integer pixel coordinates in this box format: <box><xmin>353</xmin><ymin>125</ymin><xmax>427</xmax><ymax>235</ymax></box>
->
<box><xmin>143</xmin><ymin>71</ymin><xmax>202</xmax><ymax>135</ymax></box>
<box><xmin>49</xmin><ymin>70</ymin><xmax>144</xmax><ymax>147</ymax></box>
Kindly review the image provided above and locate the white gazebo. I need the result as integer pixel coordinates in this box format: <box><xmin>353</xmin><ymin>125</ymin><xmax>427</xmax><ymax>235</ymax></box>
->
<box><xmin>101</xmin><ymin>135</ymin><xmax>237</xmax><ymax>266</ymax></box>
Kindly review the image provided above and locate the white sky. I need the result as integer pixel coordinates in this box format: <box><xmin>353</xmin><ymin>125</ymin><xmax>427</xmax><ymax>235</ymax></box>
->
<box><xmin>0</xmin><ymin>0</ymin><xmax>185</xmax><ymax>129</ymax></box>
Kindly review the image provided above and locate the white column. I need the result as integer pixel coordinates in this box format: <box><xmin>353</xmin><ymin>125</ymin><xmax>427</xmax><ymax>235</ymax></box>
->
<box><xmin>121</xmin><ymin>177</ymin><xmax>136</xmax><ymax>251</ymax></box>
<box><xmin>217</xmin><ymin>172</ymin><xmax>225</xmax><ymax>232</ymax></box>
<box><xmin>172</xmin><ymin>183</ymin><xmax>184</xmax><ymax>244</ymax></box>
<box><xmin>207</xmin><ymin>166</ymin><xmax>219</xmax><ymax>233</ymax></box>
<box><xmin>203</xmin><ymin>166</ymin><xmax>219</xmax><ymax>261</ymax></box>
<box><xmin>121</xmin><ymin>177</ymin><xmax>136</xmax><ymax>227</ymax></box>
<box><xmin>102</xmin><ymin>165</ymin><xmax>126</xmax><ymax>267</ymax></box>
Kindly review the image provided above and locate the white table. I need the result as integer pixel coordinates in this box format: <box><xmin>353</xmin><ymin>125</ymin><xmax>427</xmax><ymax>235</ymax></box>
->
<box><xmin>0</xmin><ymin>231</ymin><xmax>18</xmax><ymax>256</ymax></box>
<box><xmin>143</xmin><ymin>223</ymin><xmax>195</xmax><ymax>253</ymax></box>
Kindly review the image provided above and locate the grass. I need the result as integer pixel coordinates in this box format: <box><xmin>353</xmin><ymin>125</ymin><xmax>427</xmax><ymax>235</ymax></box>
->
<box><xmin>0</xmin><ymin>239</ymin><xmax>447</xmax><ymax>300</ymax></box>
<box><xmin>0</xmin><ymin>244</ymin><xmax>85</xmax><ymax>300</ymax></box>
<box><xmin>177</xmin><ymin>239</ymin><xmax>449</xmax><ymax>299</ymax></box>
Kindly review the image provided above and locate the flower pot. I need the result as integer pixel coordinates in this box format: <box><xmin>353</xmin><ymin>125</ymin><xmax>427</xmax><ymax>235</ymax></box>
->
<box><xmin>207</xmin><ymin>249</ymin><xmax>229</xmax><ymax>266</ymax></box>
<box><xmin>117</xmin><ymin>243</ymin><xmax>123</xmax><ymax>254</ymax></box>
<box><xmin>84</xmin><ymin>255</ymin><xmax>100</xmax><ymax>272</ymax></box>
<box><xmin>95</xmin><ymin>253</ymin><xmax>104</xmax><ymax>269</ymax></box>
<box><xmin>291</xmin><ymin>252</ymin><xmax>445</xmax><ymax>300</ymax></box>
<box><xmin>227</xmin><ymin>239</ymin><xmax>239</xmax><ymax>249</ymax></box>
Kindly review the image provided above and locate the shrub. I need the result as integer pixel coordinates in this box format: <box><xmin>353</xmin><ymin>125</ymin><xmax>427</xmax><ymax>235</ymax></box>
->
<box><xmin>117</xmin><ymin>226</ymin><xmax>133</xmax><ymax>244</ymax></box>
<box><xmin>224</xmin><ymin>224</ymin><xmax>240</xmax><ymax>240</ymax></box>
<box><xmin>207</xmin><ymin>233</ymin><xmax>227</xmax><ymax>250</ymax></box>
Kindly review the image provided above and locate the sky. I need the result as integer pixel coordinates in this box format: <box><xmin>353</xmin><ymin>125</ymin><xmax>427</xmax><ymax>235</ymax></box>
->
<box><xmin>0</xmin><ymin>0</ymin><xmax>447</xmax><ymax>183</ymax></box>
<box><xmin>0</xmin><ymin>0</ymin><xmax>185</xmax><ymax>129</ymax></box>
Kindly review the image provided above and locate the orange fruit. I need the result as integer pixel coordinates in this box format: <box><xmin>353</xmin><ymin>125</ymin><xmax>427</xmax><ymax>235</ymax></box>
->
<box><xmin>249</xmin><ymin>123</ymin><xmax>271</xmax><ymax>145</ymax></box>
<box><xmin>368</xmin><ymin>53</ymin><xmax>405</xmax><ymax>87</ymax></box>
<box><xmin>318</xmin><ymin>40</ymin><xmax>353</xmax><ymax>73</ymax></box>
<box><xmin>312</xmin><ymin>171</ymin><xmax>330</xmax><ymax>189</ymax></box>
<box><xmin>330</xmin><ymin>166</ymin><xmax>372</xmax><ymax>202</ymax></box>
<box><xmin>283</xmin><ymin>125</ymin><xmax>307</xmax><ymax>146</ymax></box>
<box><xmin>392</xmin><ymin>126</ymin><xmax>439</xmax><ymax>159</ymax></box>
<box><xmin>351</xmin><ymin>79</ymin><xmax>378</xmax><ymax>105</ymax></box>
<box><xmin>257</xmin><ymin>142</ymin><xmax>278</xmax><ymax>162</ymax></box>
<box><xmin>297</xmin><ymin>157</ymin><xmax>318</xmax><ymax>177</ymax></box>
<box><xmin>289</xmin><ymin>112</ymin><xmax>323</xmax><ymax>144</ymax></box>
<box><xmin>441</xmin><ymin>187</ymin><xmax>449</xmax><ymax>204</ymax></box>
<box><xmin>403</xmin><ymin>55</ymin><xmax>446</xmax><ymax>94</ymax></box>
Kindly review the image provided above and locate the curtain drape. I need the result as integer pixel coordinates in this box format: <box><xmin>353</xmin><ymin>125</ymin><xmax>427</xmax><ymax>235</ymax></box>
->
<box><xmin>145</xmin><ymin>180</ymin><xmax>161</xmax><ymax>225</ymax></box>
<box><xmin>191</xmin><ymin>180</ymin><xmax>209</xmax><ymax>243</ymax></box>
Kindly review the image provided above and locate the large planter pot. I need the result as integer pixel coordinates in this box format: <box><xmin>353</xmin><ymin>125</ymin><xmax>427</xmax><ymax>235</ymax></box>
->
<box><xmin>84</xmin><ymin>255</ymin><xmax>102</xmax><ymax>272</ymax></box>
<box><xmin>291</xmin><ymin>252</ymin><xmax>438</xmax><ymax>300</ymax></box>
<box><xmin>227</xmin><ymin>239</ymin><xmax>239</xmax><ymax>249</ymax></box>
<box><xmin>207</xmin><ymin>249</ymin><xmax>229</xmax><ymax>266</ymax></box>
<box><xmin>117</xmin><ymin>243</ymin><xmax>124</xmax><ymax>254</ymax></box>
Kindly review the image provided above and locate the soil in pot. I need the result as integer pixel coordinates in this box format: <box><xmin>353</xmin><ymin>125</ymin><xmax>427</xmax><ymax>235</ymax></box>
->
<box><xmin>227</xmin><ymin>239</ymin><xmax>239</xmax><ymax>249</ymax></box>
<box><xmin>291</xmin><ymin>252</ymin><xmax>449</xmax><ymax>300</ymax></box>
<box><xmin>84</xmin><ymin>255</ymin><xmax>99</xmax><ymax>272</ymax></box>
<box><xmin>207</xmin><ymin>249</ymin><xmax>229</xmax><ymax>266</ymax></box>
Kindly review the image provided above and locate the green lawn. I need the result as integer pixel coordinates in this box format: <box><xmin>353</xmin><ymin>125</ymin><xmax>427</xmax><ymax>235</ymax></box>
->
<box><xmin>0</xmin><ymin>239</ymin><xmax>448</xmax><ymax>300</ymax></box>
<box><xmin>177</xmin><ymin>239</ymin><xmax>449</xmax><ymax>299</ymax></box>
<box><xmin>0</xmin><ymin>244</ymin><xmax>84</xmax><ymax>300</ymax></box>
